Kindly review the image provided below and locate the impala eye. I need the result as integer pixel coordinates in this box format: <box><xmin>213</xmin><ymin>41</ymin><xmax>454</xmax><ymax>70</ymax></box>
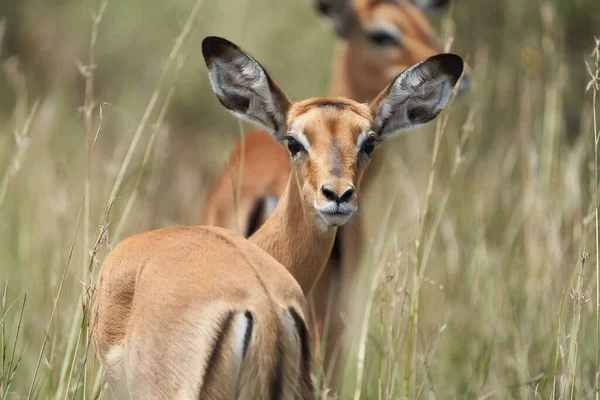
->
<box><xmin>361</xmin><ymin>136</ymin><xmax>377</xmax><ymax>157</ymax></box>
<box><xmin>285</xmin><ymin>136</ymin><xmax>306</xmax><ymax>158</ymax></box>
<box><xmin>368</xmin><ymin>30</ymin><xmax>401</xmax><ymax>47</ymax></box>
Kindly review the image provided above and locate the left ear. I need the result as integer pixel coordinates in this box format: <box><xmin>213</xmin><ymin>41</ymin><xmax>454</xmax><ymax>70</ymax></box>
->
<box><xmin>370</xmin><ymin>53</ymin><xmax>463</xmax><ymax>141</ymax></box>
<box><xmin>412</xmin><ymin>0</ymin><xmax>452</xmax><ymax>12</ymax></box>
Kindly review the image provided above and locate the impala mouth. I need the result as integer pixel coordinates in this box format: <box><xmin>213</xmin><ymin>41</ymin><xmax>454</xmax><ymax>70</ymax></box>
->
<box><xmin>315</xmin><ymin>201</ymin><xmax>357</xmax><ymax>227</ymax></box>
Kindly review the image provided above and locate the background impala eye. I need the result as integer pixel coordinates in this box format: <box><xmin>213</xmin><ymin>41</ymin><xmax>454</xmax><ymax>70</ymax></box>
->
<box><xmin>367</xmin><ymin>30</ymin><xmax>402</xmax><ymax>47</ymax></box>
<box><xmin>361</xmin><ymin>136</ymin><xmax>376</xmax><ymax>156</ymax></box>
<box><xmin>285</xmin><ymin>137</ymin><xmax>306</xmax><ymax>157</ymax></box>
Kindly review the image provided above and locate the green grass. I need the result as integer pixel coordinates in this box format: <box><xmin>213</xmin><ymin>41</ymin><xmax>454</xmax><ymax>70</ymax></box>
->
<box><xmin>1</xmin><ymin>0</ymin><xmax>600</xmax><ymax>398</ymax></box>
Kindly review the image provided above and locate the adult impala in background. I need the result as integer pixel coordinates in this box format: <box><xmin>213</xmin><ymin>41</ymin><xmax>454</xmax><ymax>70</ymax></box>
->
<box><xmin>200</xmin><ymin>0</ymin><xmax>471</xmax><ymax>380</ymax></box>
<box><xmin>92</xmin><ymin>36</ymin><xmax>463</xmax><ymax>399</ymax></box>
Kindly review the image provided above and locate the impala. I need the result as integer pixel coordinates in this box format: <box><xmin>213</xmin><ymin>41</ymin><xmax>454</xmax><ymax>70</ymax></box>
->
<box><xmin>93</xmin><ymin>36</ymin><xmax>463</xmax><ymax>399</ymax></box>
<box><xmin>200</xmin><ymin>0</ymin><xmax>471</xmax><ymax>377</ymax></box>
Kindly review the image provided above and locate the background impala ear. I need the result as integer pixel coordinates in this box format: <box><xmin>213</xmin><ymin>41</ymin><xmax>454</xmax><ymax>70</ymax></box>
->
<box><xmin>412</xmin><ymin>0</ymin><xmax>452</xmax><ymax>13</ymax></box>
<box><xmin>370</xmin><ymin>53</ymin><xmax>463</xmax><ymax>141</ymax></box>
<box><xmin>314</xmin><ymin>0</ymin><xmax>356</xmax><ymax>37</ymax></box>
<box><xmin>202</xmin><ymin>36</ymin><xmax>291</xmax><ymax>141</ymax></box>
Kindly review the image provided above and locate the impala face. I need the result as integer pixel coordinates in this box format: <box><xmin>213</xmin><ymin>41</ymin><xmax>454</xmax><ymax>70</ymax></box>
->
<box><xmin>285</xmin><ymin>99</ymin><xmax>375</xmax><ymax>228</ymax></box>
<box><xmin>316</xmin><ymin>0</ymin><xmax>472</xmax><ymax>93</ymax></box>
<box><xmin>202</xmin><ymin>36</ymin><xmax>464</xmax><ymax>230</ymax></box>
<box><xmin>355</xmin><ymin>0</ymin><xmax>444</xmax><ymax>66</ymax></box>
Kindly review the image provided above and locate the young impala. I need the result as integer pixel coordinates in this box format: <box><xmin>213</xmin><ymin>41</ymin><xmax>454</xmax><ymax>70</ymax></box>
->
<box><xmin>200</xmin><ymin>0</ymin><xmax>471</xmax><ymax>376</ymax></box>
<box><xmin>92</xmin><ymin>36</ymin><xmax>463</xmax><ymax>399</ymax></box>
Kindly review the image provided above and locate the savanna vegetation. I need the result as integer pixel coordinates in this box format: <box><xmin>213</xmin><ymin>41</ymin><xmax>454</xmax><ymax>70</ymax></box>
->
<box><xmin>1</xmin><ymin>0</ymin><xmax>600</xmax><ymax>398</ymax></box>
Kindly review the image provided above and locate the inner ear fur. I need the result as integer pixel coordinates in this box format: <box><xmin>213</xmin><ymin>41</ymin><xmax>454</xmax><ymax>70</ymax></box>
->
<box><xmin>370</xmin><ymin>53</ymin><xmax>464</xmax><ymax>140</ymax></box>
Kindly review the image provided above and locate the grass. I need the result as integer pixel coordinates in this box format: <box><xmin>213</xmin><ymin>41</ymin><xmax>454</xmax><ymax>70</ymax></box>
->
<box><xmin>0</xmin><ymin>0</ymin><xmax>600</xmax><ymax>398</ymax></box>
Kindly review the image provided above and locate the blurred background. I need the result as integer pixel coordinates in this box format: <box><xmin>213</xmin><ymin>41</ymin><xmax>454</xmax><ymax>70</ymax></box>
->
<box><xmin>1</xmin><ymin>0</ymin><xmax>600</xmax><ymax>398</ymax></box>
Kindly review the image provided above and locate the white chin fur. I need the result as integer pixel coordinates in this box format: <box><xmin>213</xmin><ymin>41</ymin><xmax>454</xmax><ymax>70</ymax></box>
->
<box><xmin>318</xmin><ymin>212</ymin><xmax>353</xmax><ymax>227</ymax></box>
<box><xmin>314</xmin><ymin>201</ymin><xmax>357</xmax><ymax>228</ymax></box>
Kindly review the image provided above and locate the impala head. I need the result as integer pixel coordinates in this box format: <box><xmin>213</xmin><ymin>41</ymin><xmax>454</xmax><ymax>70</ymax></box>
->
<box><xmin>316</xmin><ymin>0</ymin><xmax>471</xmax><ymax>95</ymax></box>
<box><xmin>202</xmin><ymin>36</ymin><xmax>463</xmax><ymax>230</ymax></box>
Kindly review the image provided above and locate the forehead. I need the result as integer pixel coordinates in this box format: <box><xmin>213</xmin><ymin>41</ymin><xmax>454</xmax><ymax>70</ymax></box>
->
<box><xmin>288</xmin><ymin>98</ymin><xmax>372</xmax><ymax>144</ymax></box>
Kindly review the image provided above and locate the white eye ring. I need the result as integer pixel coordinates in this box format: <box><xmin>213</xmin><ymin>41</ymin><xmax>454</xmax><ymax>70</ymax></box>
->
<box><xmin>360</xmin><ymin>136</ymin><xmax>377</xmax><ymax>157</ymax></box>
<box><xmin>284</xmin><ymin>136</ymin><xmax>306</xmax><ymax>158</ymax></box>
<box><xmin>356</xmin><ymin>131</ymin><xmax>376</xmax><ymax>154</ymax></box>
<box><xmin>287</xmin><ymin>131</ymin><xmax>311</xmax><ymax>154</ymax></box>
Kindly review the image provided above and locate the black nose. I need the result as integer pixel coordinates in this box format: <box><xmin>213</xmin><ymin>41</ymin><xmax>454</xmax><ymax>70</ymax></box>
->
<box><xmin>321</xmin><ymin>185</ymin><xmax>354</xmax><ymax>203</ymax></box>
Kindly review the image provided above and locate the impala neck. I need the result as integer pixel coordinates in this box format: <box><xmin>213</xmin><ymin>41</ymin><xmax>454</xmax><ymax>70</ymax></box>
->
<box><xmin>328</xmin><ymin>41</ymin><xmax>388</xmax><ymax>102</ymax></box>
<box><xmin>249</xmin><ymin>169</ymin><xmax>336</xmax><ymax>295</ymax></box>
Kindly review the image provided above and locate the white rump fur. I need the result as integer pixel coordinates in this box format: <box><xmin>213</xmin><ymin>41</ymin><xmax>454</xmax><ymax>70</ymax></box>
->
<box><xmin>105</xmin><ymin>346</ymin><xmax>129</xmax><ymax>399</ymax></box>
<box><xmin>208</xmin><ymin>50</ymin><xmax>288</xmax><ymax>139</ymax></box>
<box><xmin>371</xmin><ymin>58</ymin><xmax>457</xmax><ymax>141</ymax></box>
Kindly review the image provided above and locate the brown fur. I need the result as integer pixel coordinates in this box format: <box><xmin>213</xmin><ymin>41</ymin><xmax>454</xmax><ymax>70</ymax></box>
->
<box><xmin>199</xmin><ymin>0</ymin><xmax>469</xmax><ymax>388</ymax></box>
<box><xmin>93</xmin><ymin>226</ymin><xmax>309</xmax><ymax>399</ymax></box>
<box><xmin>292</xmin><ymin>98</ymin><xmax>372</xmax><ymax>119</ymax></box>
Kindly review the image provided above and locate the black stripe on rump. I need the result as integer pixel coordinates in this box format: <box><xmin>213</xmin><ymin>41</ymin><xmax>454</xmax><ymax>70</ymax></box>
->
<box><xmin>269</xmin><ymin>325</ymin><xmax>284</xmax><ymax>400</ymax></box>
<box><xmin>289</xmin><ymin>307</ymin><xmax>313</xmax><ymax>395</ymax></box>
<box><xmin>242</xmin><ymin>311</ymin><xmax>254</xmax><ymax>358</ymax></box>
<box><xmin>198</xmin><ymin>311</ymin><xmax>235</xmax><ymax>399</ymax></box>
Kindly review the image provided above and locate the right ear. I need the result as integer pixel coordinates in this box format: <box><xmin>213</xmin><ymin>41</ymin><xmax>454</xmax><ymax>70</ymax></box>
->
<box><xmin>370</xmin><ymin>53</ymin><xmax>464</xmax><ymax>141</ymax></box>
<box><xmin>202</xmin><ymin>36</ymin><xmax>291</xmax><ymax>141</ymax></box>
<box><xmin>314</xmin><ymin>0</ymin><xmax>355</xmax><ymax>37</ymax></box>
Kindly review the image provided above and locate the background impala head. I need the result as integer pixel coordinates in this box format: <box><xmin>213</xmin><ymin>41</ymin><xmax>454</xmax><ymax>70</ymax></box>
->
<box><xmin>317</xmin><ymin>0</ymin><xmax>471</xmax><ymax>101</ymax></box>
<box><xmin>202</xmin><ymin>36</ymin><xmax>463</xmax><ymax>232</ymax></box>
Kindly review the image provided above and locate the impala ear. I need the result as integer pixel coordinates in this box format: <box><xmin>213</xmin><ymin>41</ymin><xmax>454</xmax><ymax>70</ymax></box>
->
<box><xmin>314</xmin><ymin>0</ymin><xmax>355</xmax><ymax>37</ymax></box>
<box><xmin>412</xmin><ymin>0</ymin><xmax>452</xmax><ymax>12</ymax></box>
<box><xmin>202</xmin><ymin>36</ymin><xmax>291</xmax><ymax>141</ymax></box>
<box><xmin>370</xmin><ymin>53</ymin><xmax>463</xmax><ymax>141</ymax></box>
